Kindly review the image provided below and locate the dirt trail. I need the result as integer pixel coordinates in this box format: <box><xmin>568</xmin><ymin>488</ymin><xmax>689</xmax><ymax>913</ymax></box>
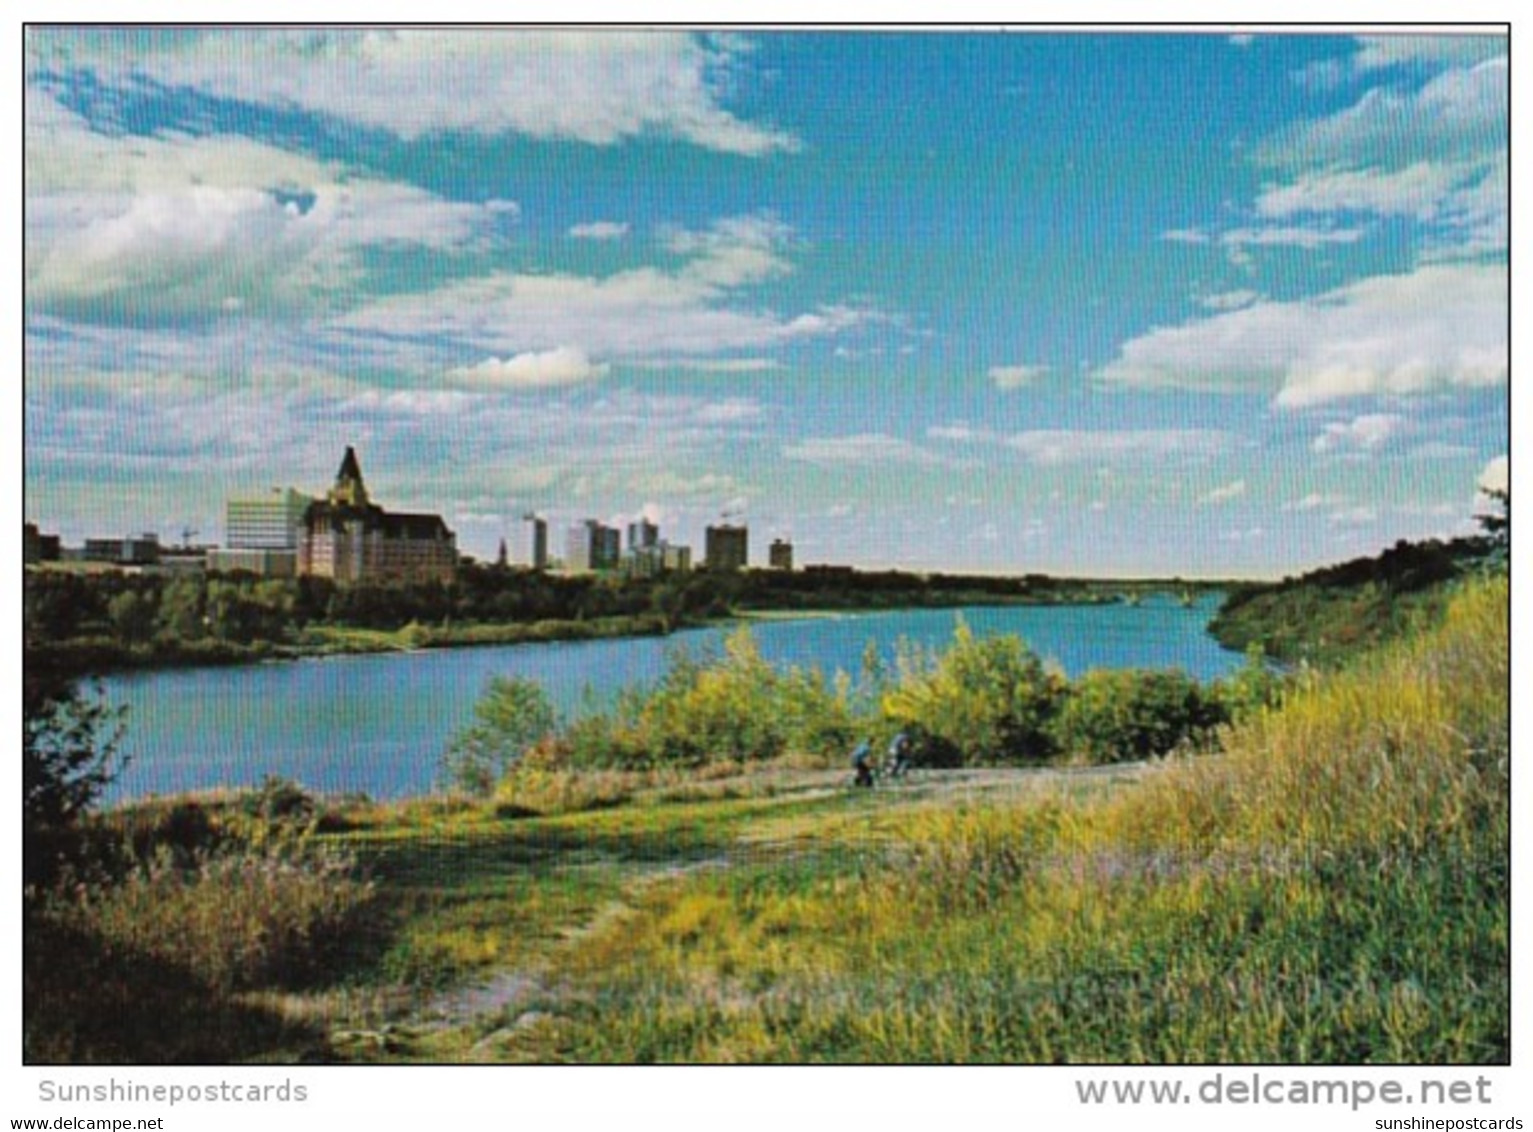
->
<box><xmin>337</xmin><ymin>762</ymin><xmax>1153</xmax><ymax>1055</ymax></box>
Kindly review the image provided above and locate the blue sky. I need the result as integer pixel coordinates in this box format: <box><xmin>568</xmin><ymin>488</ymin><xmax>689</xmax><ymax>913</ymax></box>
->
<box><xmin>23</xmin><ymin>28</ymin><xmax>1508</xmax><ymax>576</ymax></box>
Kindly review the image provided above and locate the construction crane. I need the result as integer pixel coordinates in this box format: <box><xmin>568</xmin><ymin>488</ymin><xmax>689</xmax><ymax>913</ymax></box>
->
<box><xmin>181</xmin><ymin>526</ymin><xmax>198</xmax><ymax>549</ymax></box>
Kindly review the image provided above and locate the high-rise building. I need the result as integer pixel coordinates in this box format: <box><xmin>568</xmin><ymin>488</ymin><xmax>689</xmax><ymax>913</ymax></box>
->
<box><xmin>705</xmin><ymin>523</ymin><xmax>749</xmax><ymax>571</ymax></box>
<box><xmin>566</xmin><ymin>519</ymin><xmax>621</xmax><ymax>572</ymax></box>
<box><xmin>769</xmin><ymin>538</ymin><xmax>794</xmax><ymax>571</ymax></box>
<box><xmin>597</xmin><ymin>526</ymin><xmax>621</xmax><ymax>570</ymax></box>
<box><xmin>628</xmin><ymin>519</ymin><xmax>659</xmax><ymax>552</ymax></box>
<box><xmin>226</xmin><ymin>487</ymin><xmax>313</xmax><ymax>550</ymax></box>
<box><xmin>524</xmin><ymin>514</ymin><xmax>549</xmax><ymax>571</ymax></box>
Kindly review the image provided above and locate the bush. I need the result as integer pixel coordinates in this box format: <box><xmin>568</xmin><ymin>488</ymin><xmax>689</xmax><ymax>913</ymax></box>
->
<box><xmin>1051</xmin><ymin>668</ymin><xmax>1225</xmax><ymax>764</ymax></box>
<box><xmin>441</xmin><ymin>676</ymin><xmax>559</xmax><ymax>795</ymax></box>
<box><xmin>881</xmin><ymin>619</ymin><xmax>1064</xmax><ymax>765</ymax></box>
<box><xmin>548</xmin><ymin>628</ymin><xmax>855</xmax><ymax>770</ymax></box>
<box><xmin>50</xmin><ymin>841</ymin><xmax>373</xmax><ymax>992</ymax></box>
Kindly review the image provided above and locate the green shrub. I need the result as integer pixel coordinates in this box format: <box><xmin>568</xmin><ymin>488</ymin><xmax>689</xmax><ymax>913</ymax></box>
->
<box><xmin>545</xmin><ymin>628</ymin><xmax>855</xmax><ymax>770</ymax></box>
<box><xmin>1051</xmin><ymin>668</ymin><xmax>1225</xmax><ymax>764</ymax></box>
<box><xmin>881</xmin><ymin>619</ymin><xmax>1064</xmax><ymax>764</ymax></box>
<box><xmin>441</xmin><ymin>676</ymin><xmax>559</xmax><ymax>795</ymax></box>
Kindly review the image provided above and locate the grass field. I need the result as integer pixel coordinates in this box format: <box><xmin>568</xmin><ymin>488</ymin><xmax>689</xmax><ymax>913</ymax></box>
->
<box><xmin>24</xmin><ymin>576</ymin><xmax>1507</xmax><ymax>1065</ymax></box>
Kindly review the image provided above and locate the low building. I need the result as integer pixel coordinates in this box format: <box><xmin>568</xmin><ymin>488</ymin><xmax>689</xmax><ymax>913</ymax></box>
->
<box><xmin>83</xmin><ymin>534</ymin><xmax>161</xmax><ymax>566</ymax></box>
<box><xmin>624</xmin><ymin>540</ymin><xmax>691</xmax><ymax>578</ymax></box>
<box><xmin>299</xmin><ymin>448</ymin><xmax>457</xmax><ymax>583</ymax></box>
<box><xmin>23</xmin><ymin>523</ymin><xmax>61</xmax><ymax>564</ymax></box>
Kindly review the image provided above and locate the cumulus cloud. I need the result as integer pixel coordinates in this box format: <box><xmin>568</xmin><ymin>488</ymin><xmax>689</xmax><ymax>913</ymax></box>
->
<box><xmin>1269</xmin><ymin>56</ymin><xmax>1506</xmax><ymax>175</ymax></box>
<box><xmin>1312</xmin><ymin>413</ymin><xmax>1411</xmax><ymax>454</ymax></box>
<box><xmin>28</xmin><ymin>185</ymin><xmax>323</xmax><ymax>323</ymax></box>
<box><xmin>666</xmin><ymin>214</ymin><xmax>796</xmax><ymax>288</ymax></box>
<box><xmin>1255</xmin><ymin>162</ymin><xmax>1464</xmax><ymax>221</ymax></box>
<box><xmin>1478</xmin><ymin>454</ymin><xmax>1508</xmax><ymax>494</ymax></box>
<box><xmin>30</xmin><ymin>29</ymin><xmax>799</xmax><ymax>155</ymax></box>
<box><xmin>1096</xmin><ymin>264</ymin><xmax>1506</xmax><ymax>408</ymax></box>
<box><xmin>25</xmin><ymin>114</ymin><xmax>507</xmax><ymax>323</ymax></box>
<box><xmin>450</xmin><ymin>346</ymin><xmax>610</xmax><ymax>389</ymax></box>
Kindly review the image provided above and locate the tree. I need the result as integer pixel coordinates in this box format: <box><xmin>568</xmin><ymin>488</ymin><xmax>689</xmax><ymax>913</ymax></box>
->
<box><xmin>440</xmin><ymin>676</ymin><xmax>558</xmax><ymax>795</ymax></box>
<box><xmin>1478</xmin><ymin>487</ymin><xmax>1509</xmax><ymax>546</ymax></box>
<box><xmin>24</xmin><ymin>674</ymin><xmax>128</xmax><ymax>829</ymax></box>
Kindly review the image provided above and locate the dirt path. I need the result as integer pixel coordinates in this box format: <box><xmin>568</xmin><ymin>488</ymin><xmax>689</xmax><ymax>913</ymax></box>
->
<box><xmin>330</xmin><ymin>761</ymin><xmax>1154</xmax><ymax>1058</ymax></box>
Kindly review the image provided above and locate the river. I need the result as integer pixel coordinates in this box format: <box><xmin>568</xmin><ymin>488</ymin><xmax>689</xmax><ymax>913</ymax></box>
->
<box><xmin>100</xmin><ymin>593</ymin><xmax>1238</xmax><ymax>801</ymax></box>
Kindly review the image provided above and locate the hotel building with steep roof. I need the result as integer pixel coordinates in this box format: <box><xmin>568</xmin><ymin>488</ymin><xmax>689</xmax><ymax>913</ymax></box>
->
<box><xmin>298</xmin><ymin>447</ymin><xmax>457</xmax><ymax>583</ymax></box>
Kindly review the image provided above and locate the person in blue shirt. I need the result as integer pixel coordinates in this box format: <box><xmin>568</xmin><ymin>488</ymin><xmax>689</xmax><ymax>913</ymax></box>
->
<box><xmin>850</xmin><ymin>739</ymin><xmax>875</xmax><ymax>788</ymax></box>
<box><xmin>886</xmin><ymin>730</ymin><xmax>913</xmax><ymax>778</ymax></box>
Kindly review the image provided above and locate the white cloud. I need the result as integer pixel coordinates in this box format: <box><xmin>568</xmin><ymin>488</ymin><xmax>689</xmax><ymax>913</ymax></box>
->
<box><xmin>25</xmin><ymin>116</ymin><xmax>506</xmax><ymax>322</ymax></box>
<box><xmin>570</xmin><ymin>221</ymin><xmax>631</xmax><ymax>240</ymax></box>
<box><xmin>783</xmin><ymin>434</ymin><xmax>944</xmax><ymax>468</ymax></box>
<box><xmin>1350</xmin><ymin>35</ymin><xmax>1506</xmax><ymax>75</ymax></box>
<box><xmin>31</xmin><ymin>29</ymin><xmax>799</xmax><ymax>155</ymax></box>
<box><xmin>636</xmin><ymin>358</ymin><xmax>783</xmax><ymax>374</ymax></box>
<box><xmin>1328</xmin><ymin>506</ymin><xmax>1379</xmax><ymax>527</ymax></box>
<box><xmin>1283</xmin><ymin>492</ymin><xmax>1347</xmax><ymax>512</ymax></box>
<box><xmin>1312</xmin><ymin>413</ymin><xmax>1411</xmax><ymax>454</ymax></box>
<box><xmin>666</xmin><ymin>214</ymin><xmax>796</xmax><ymax>288</ymax></box>
<box><xmin>1229</xmin><ymin>34</ymin><xmax>1256</xmax><ymax>48</ymax></box>
<box><xmin>1005</xmin><ymin>429</ymin><xmax>1235</xmax><ymax>466</ymax></box>
<box><xmin>1221</xmin><ymin>225</ymin><xmax>1364</xmax><ymax>248</ymax></box>
<box><xmin>989</xmin><ymin>364</ymin><xmax>1047</xmax><ymax>390</ymax></box>
<box><xmin>927</xmin><ymin>424</ymin><xmax>1000</xmax><ymax>444</ymax></box>
<box><xmin>1273</xmin><ymin>56</ymin><xmax>1506</xmax><ymax>174</ymax></box>
<box><xmin>1255</xmin><ymin>162</ymin><xmax>1463</xmax><ymax>221</ymax></box>
<box><xmin>1096</xmin><ymin>264</ymin><xmax>1506</xmax><ymax>408</ymax></box>
<box><xmin>1201</xmin><ymin>479</ymin><xmax>1248</xmax><ymax>504</ymax></box>
<box><xmin>335</xmin><ymin>264</ymin><xmax>870</xmax><ymax>365</ymax></box>
<box><xmin>1409</xmin><ymin>441</ymin><xmax>1474</xmax><ymax>461</ymax></box>
<box><xmin>1478</xmin><ymin>454</ymin><xmax>1508</xmax><ymax>494</ymax></box>
<box><xmin>1199</xmin><ymin>290</ymin><xmax>1261</xmax><ymax>311</ymax></box>
<box><xmin>1159</xmin><ymin>228</ymin><xmax>1210</xmax><ymax>244</ymax></box>
<box><xmin>450</xmin><ymin>346</ymin><xmax>610</xmax><ymax>389</ymax></box>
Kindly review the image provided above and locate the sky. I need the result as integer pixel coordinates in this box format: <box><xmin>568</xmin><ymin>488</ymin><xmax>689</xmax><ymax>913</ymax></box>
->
<box><xmin>22</xmin><ymin>28</ymin><xmax>1509</xmax><ymax>577</ymax></box>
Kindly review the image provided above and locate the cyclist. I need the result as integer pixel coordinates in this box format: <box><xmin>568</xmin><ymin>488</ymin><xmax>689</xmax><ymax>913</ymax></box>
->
<box><xmin>850</xmin><ymin>739</ymin><xmax>876</xmax><ymax>788</ymax></box>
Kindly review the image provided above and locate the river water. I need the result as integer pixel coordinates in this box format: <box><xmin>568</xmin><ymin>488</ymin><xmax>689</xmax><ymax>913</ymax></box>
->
<box><xmin>101</xmin><ymin>593</ymin><xmax>1238</xmax><ymax>801</ymax></box>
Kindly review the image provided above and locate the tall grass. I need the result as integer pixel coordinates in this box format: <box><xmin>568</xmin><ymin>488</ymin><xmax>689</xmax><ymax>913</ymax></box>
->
<box><xmin>27</xmin><ymin>785</ymin><xmax>378</xmax><ymax>1061</ymax></box>
<box><xmin>543</xmin><ymin>576</ymin><xmax>1508</xmax><ymax>1063</ymax></box>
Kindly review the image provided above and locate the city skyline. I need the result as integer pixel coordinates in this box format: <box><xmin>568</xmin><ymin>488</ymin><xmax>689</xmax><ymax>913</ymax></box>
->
<box><xmin>24</xmin><ymin>28</ymin><xmax>1508</xmax><ymax>576</ymax></box>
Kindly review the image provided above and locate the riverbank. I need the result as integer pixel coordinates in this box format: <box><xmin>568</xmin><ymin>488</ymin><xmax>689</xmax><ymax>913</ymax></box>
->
<box><xmin>28</xmin><ymin>587</ymin><xmax>1176</xmax><ymax>680</ymax></box>
<box><xmin>29</xmin><ymin>574</ymin><xmax>1508</xmax><ymax>1063</ymax></box>
<box><xmin>25</xmin><ymin>613</ymin><xmax>691</xmax><ymax>679</ymax></box>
